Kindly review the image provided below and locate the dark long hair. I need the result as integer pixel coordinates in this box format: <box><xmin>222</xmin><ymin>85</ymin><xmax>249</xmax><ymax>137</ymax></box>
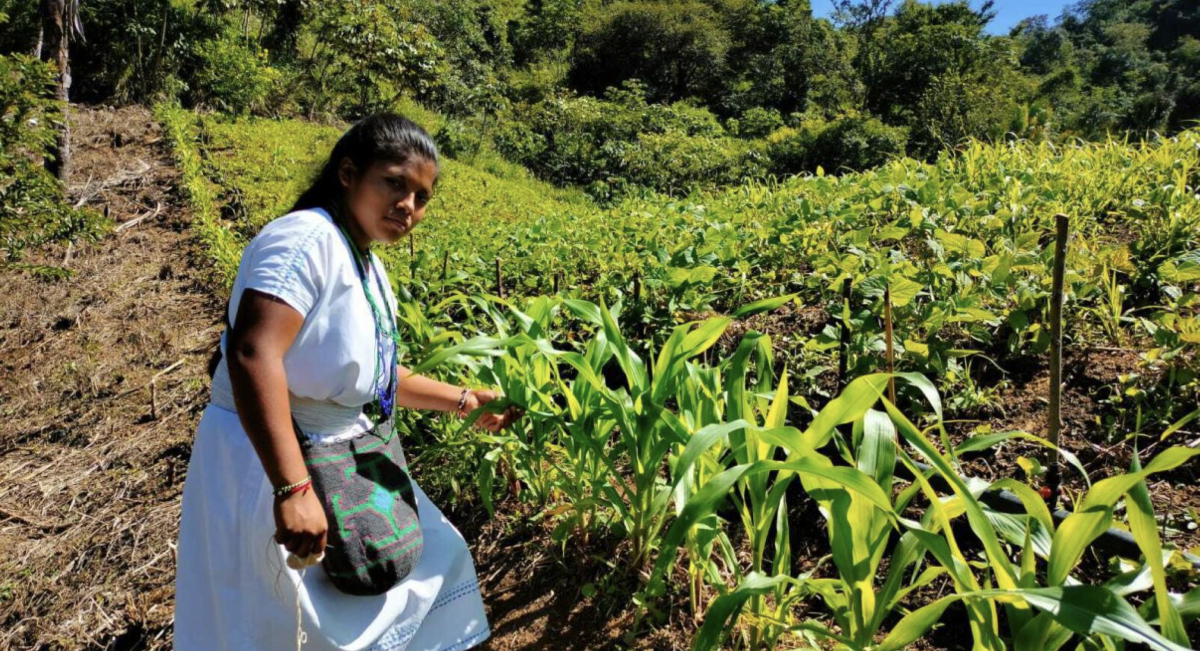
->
<box><xmin>208</xmin><ymin>114</ymin><xmax>438</xmax><ymax>380</ymax></box>
<box><xmin>292</xmin><ymin>113</ymin><xmax>439</xmax><ymax>214</ymax></box>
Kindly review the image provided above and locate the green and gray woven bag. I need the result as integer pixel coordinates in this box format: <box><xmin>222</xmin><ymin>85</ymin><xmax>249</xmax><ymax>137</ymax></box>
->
<box><xmin>298</xmin><ymin>422</ymin><xmax>423</xmax><ymax>596</ymax></box>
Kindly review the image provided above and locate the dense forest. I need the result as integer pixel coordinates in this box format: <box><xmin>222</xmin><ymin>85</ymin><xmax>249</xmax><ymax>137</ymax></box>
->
<box><xmin>3</xmin><ymin>0</ymin><xmax>1199</xmax><ymax>201</ymax></box>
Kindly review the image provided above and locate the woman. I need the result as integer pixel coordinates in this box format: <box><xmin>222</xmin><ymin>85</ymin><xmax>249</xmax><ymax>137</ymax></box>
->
<box><xmin>175</xmin><ymin>113</ymin><xmax>513</xmax><ymax>651</ymax></box>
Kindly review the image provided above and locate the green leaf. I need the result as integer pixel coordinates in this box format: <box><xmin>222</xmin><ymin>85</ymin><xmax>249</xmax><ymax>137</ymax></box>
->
<box><xmin>408</xmin><ymin>335</ymin><xmax>510</xmax><ymax>375</ymax></box>
<box><xmin>888</xmin><ymin>276</ymin><xmax>922</xmax><ymax>308</ymax></box>
<box><xmin>732</xmin><ymin>293</ymin><xmax>798</xmax><ymax>318</ymax></box>
<box><xmin>692</xmin><ymin>573</ymin><xmax>789</xmax><ymax>651</ymax></box>
<box><xmin>857</xmin><ymin>408</ymin><xmax>897</xmax><ymax>494</ymax></box>
<box><xmin>801</xmin><ymin>374</ymin><xmax>890</xmax><ymax>449</ymax></box>
<box><xmin>649</xmin><ymin>457</ymin><xmax>894</xmax><ymax>596</ymax></box>
<box><xmin>1161</xmin><ymin>408</ymin><xmax>1200</xmax><ymax>441</ymax></box>
<box><xmin>975</xmin><ymin>587</ymin><xmax>1194</xmax><ymax>651</ymax></box>
<box><xmin>875</xmin><ymin>595</ymin><xmax>958</xmax><ymax>651</ymax></box>
<box><xmin>1048</xmin><ymin>447</ymin><xmax>1200</xmax><ymax>585</ymax></box>
<box><xmin>1126</xmin><ymin>452</ymin><xmax>1189</xmax><ymax>645</ymax></box>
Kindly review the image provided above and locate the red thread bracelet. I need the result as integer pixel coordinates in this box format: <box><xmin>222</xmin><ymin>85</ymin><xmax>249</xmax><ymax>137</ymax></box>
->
<box><xmin>273</xmin><ymin>477</ymin><xmax>313</xmax><ymax>499</ymax></box>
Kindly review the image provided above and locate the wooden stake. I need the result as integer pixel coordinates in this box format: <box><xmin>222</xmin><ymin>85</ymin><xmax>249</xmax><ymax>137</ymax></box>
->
<box><xmin>634</xmin><ymin>273</ymin><xmax>642</xmax><ymax>303</ymax></box>
<box><xmin>884</xmin><ymin>283</ymin><xmax>897</xmax><ymax>405</ymax></box>
<box><xmin>495</xmin><ymin>258</ymin><xmax>504</xmax><ymax>299</ymax></box>
<box><xmin>441</xmin><ymin>250</ymin><xmax>449</xmax><ymax>281</ymax></box>
<box><xmin>1046</xmin><ymin>214</ymin><xmax>1069</xmax><ymax>509</ymax></box>
<box><xmin>553</xmin><ymin>273</ymin><xmax>560</xmax><ymax>295</ymax></box>
<box><xmin>839</xmin><ymin>278</ymin><xmax>851</xmax><ymax>389</ymax></box>
<box><xmin>409</xmin><ymin>233</ymin><xmax>415</xmax><ymax>257</ymax></box>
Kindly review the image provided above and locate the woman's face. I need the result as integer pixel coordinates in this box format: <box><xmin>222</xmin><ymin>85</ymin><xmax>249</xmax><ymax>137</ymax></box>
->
<box><xmin>339</xmin><ymin>156</ymin><xmax>437</xmax><ymax>246</ymax></box>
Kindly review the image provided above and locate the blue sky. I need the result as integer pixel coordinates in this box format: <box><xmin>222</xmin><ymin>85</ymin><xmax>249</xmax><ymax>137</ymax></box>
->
<box><xmin>809</xmin><ymin>0</ymin><xmax>1079</xmax><ymax>35</ymax></box>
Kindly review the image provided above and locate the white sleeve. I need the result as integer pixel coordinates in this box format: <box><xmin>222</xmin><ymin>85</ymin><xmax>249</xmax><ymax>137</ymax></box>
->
<box><xmin>240</xmin><ymin>216</ymin><xmax>330</xmax><ymax>317</ymax></box>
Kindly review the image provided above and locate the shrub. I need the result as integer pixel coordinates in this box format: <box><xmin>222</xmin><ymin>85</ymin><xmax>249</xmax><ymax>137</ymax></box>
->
<box><xmin>622</xmin><ymin>130</ymin><xmax>769</xmax><ymax>194</ymax></box>
<box><xmin>495</xmin><ymin>83</ymin><xmax>763</xmax><ymax>196</ymax></box>
<box><xmin>192</xmin><ymin>33</ymin><xmax>280</xmax><ymax>115</ymax></box>
<box><xmin>303</xmin><ymin>1</ymin><xmax>447</xmax><ymax>119</ymax></box>
<box><xmin>768</xmin><ymin>115</ymin><xmax>908</xmax><ymax>175</ymax></box>
<box><xmin>733</xmin><ymin>106</ymin><xmax>785</xmax><ymax>138</ymax></box>
<box><xmin>434</xmin><ymin>117</ymin><xmax>480</xmax><ymax>159</ymax></box>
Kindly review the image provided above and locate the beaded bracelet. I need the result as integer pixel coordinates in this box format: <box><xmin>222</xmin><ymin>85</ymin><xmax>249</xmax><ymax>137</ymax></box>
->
<box><xmin>456</xmin><ymin>388</ymin><xmax>470</xmax><ymax>418</ymax></box>
<box><xmin>273</xmin><ymin>476</ymin><xmax>313</xmax><ymax>498</ymax></box>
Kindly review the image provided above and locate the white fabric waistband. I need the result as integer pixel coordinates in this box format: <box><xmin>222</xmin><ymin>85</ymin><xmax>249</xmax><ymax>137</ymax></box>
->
<box><xmin>209</xmin><ymin>358</ymin><xmax>373</xmax><ymax>444</ymax></box>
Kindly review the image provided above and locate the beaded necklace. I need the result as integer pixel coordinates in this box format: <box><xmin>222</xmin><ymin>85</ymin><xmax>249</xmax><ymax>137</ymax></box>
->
<box><xmin>332</xmin><ymin>210</ymin><xmax>401</xmax><ymax>426</ymax></box>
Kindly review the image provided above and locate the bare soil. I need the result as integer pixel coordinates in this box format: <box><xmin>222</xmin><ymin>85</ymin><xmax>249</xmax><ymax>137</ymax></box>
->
<box><xmin>0</xmin><ymin>105</ymin><xmax>217</xmax><ymax>649</ymax></box>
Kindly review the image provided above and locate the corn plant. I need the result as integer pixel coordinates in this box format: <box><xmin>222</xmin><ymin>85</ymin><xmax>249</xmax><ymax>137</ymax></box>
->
<box><xmin>647</xmin><ymin>374</ymin><xmax>903</xmax><ymax>650</ymax></box>
<box><xmin>883</xmin><ymin>395</ymin><xmax>1200</xmax><ymax>651</ymax></box>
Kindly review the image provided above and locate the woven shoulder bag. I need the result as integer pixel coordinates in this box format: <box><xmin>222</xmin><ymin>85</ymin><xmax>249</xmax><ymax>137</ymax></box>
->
<box><xmin>297</xmin><ymin>419</ymin><xmax>423</xmax><ymax>596</ymax></box>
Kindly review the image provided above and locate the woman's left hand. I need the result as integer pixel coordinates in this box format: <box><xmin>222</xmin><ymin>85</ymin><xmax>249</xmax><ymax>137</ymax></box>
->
<box><xmin>460</xmin><ymin>389</ymin><xmax>522</xmax><ymax>432</ymax></box>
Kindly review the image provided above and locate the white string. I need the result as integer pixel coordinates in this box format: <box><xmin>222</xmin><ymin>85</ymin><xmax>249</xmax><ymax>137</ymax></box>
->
<box><xmin>295</xmin><ymin>568</ymin><xmax>308</xmax><ymax>651</ymax></box>
<box><xmin>286</xmin><ymin>551</ymin><xmax>324</xmax><ymax>651</ymax></box>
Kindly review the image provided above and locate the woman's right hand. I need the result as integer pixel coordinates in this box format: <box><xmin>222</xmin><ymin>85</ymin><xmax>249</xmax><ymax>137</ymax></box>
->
<box><xmin>273</xmin><ymin>488</ymin><xmax>327</xmax><ymax>560</ymax></box>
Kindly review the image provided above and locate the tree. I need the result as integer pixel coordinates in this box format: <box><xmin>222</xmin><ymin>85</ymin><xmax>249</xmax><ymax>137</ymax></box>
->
<box><xmin>856</xmin><ymin>0</ymin><xmax>1018</xmax><ymax>156</ymax></box>
<box><xmin>37</xmin><ymin>0</ymin><xmax>81</xmax><ymax>182</ymax></box>
<box><xmin>568</xmin><ymin>1</ymin><xmax>730</xmax><ymax>103</ymax></box>
<box><xmin>305</xmin><ymin>0</ymin><xmax>446</xmax><ymax>118</ymax></box>
<box><xmin>720</xmin><ymin>0</ymin><xmax>859</xmax><ymax>118</ymax></box>
<box><xmin>830</xmin><ymin>0</ymin><xmax>893</xmax><ymax>29</ymax></box>
<box><xmin>262</xmin><ymin>0</ymin><xmax>305</xmax><ymax>59</ymax></box>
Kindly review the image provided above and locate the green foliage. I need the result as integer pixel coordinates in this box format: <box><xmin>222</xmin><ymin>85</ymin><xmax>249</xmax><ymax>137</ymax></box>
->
<box><xmin>433</xmin><ymin>117</ymin><xmax>477</xmax><ymax>160</ymax></box>
<box><xmin>2</xmin><ymin>0</ymin><xmax>217</xmax><ymax>105</ymax></box>
<box><xmin>400</xmin><ymin>0</ymin><xmax>516</xmax><ymax>116</ymax></box>
<box><xmin>730</xmin><ymin>107</ymin><xmax>784</xmax><ymax>139</ymax></box>
<box><xmin>496</xmin><ymin>83</ymin><xmax>762</xmax><ymax>197</ymax></box>
<box><xmin>1016</xmin><ymin>0</ymin><xmax>1200</xmax><ymax>137</ymax></box>
<box><xmin>0</xmin><ymin>54</ymin><xmax>107</xmax><ymax>268</ymax></box>
<box><xmin>303</xmin><ymin>0</ymin><xmax>447</xmax><ymax>118</ymax></box>
<box><xmin>568</xmin><ymin>1</ymin><xmax>729</xmax><ymax>103</ymax></box>
<box><xmin>169</xmin><ymin>106</ymin><xmax>1200</xmax><ymax>441</ymax></box>
<box><xmin>768</xmin><ymin>114</ymin><xmax>909</xmax><ymax>175</ymax></box>
<box><xmin>861</xmin><ymin>1</ymin><xmax>1025</xmax><ymax>157</ymax></box>
<box><xmin>717</xmin><ymin>0</ymin><xmax>859</xmax><ymax>118</ymax></box>
<box><xmin>511</xmin><ymin>0</ymin><xmax>592</xmax><ymax>62</ymax></box>
<box><xmin>193</xmin><ymin>32</ymin><xmax>279</xmax><ymax>115</ymax></box>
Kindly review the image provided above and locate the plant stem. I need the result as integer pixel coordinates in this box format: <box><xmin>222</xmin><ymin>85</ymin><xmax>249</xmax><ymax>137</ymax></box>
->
<box><xmin>839</xmin><ymin>277</ymin><xmax>852</xmax><ymax>389</ymax></box>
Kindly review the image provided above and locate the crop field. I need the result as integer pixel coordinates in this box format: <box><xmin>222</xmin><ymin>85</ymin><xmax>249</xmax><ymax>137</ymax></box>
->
<box><xmin>158</xmin><ymin>105</ymin><xmax>1200</xmax><ymax>650</ymax></box>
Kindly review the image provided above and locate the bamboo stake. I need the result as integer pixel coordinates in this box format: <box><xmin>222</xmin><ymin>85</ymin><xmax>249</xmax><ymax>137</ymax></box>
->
<box><xmin>839</xmin><ymin>278</ymin><xmax>851</xmax><ymax>389</ymax></box>
<box><xmin>884</xmin><ymin>283</ymin><xmax>897</xmax><ymax>405</ymax></box>
<box><xmin>495</xmin><ymin>258</ymin><xmax>504</xmax><ymax>299</ymax></box>
<box><xmin>1046</xmin><ymin>213</ymin><xmax>1069</xmax><ymax>509</ymax></box>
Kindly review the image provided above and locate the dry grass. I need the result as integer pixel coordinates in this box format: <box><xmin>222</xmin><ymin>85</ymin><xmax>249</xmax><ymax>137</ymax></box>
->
<box><xmin>0</xmin><ymin>105</ymin><xmax>221</xmax><ymax>650</ymax></box>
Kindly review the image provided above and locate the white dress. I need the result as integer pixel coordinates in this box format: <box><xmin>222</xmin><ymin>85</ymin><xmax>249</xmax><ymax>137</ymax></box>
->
<box><xmin>174</xmin><ymin>208</ymin><xmax>489</xmax><ymax>651</ymax></box>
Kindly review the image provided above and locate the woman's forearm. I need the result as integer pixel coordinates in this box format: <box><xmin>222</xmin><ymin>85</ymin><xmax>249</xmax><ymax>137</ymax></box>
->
<box><xmin>228</xmin><ymin>351</ymin><xmax>310</xmax><ymax>488</ymax></box>
<box><xmin>394</xmin><ymin>365</ymin><xmax>464</xmax><ymax>412</ymax></box>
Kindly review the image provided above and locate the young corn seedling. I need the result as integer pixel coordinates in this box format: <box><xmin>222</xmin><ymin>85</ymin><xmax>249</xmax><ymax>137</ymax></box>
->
<box><xmin>886</xmin><ymin>395</ymin><xmax>1199</xmax><ymax>651</ymax></box>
